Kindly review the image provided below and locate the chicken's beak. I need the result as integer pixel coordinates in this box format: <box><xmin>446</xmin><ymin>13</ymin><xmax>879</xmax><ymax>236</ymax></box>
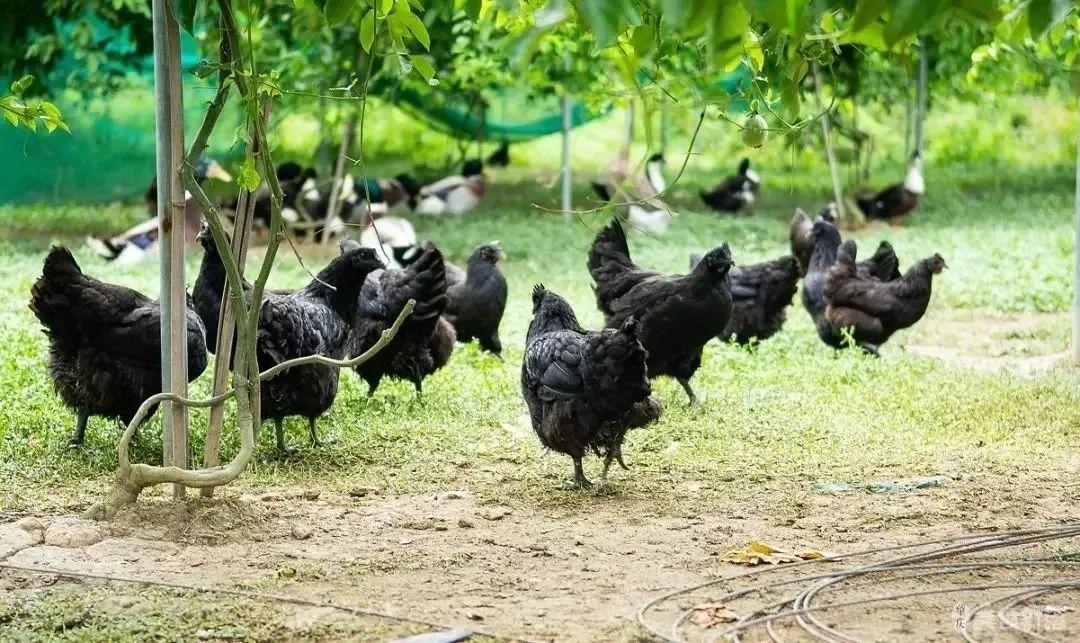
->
<box><xmin>207</xmin><ymin>160</ymin><xmax>233</xmax><ymax>182</ymax></box>
<box><xmin>491</xmin><ymin>240</ymin><xmax>504</xmax><ymax>262</ymax></box>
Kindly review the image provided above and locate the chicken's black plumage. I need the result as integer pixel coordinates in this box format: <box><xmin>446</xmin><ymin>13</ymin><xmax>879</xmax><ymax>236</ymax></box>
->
<box><xmin>487</xmin><ymin>140</ymin><xmax>510</xmax><ymax>167</ymax></box>
<box><xmin>822</xmin><ymin>241</ymin><xmax>946</xmax><ymax>354</ymax></box>
<box><xmin>256</xmin><ymin>245</ymin><xmax>384</xmax><ymax>449</ymax></box>
<box><xmin>588</xmin><ymin>218</ymin><xmax>733</xmax><ymax>403</ymax></box>
<box><xmin>801</xmin><ymin>219</ymin><xmax>847</xmax><ymax>347</ymax></box>
<box><xmin>691</xmin><ymin>254</ymin><xmax>798</xmax><ymax>345</ymax></box>
<box><xmin>521</xmin><ymin>285</ymin><xmax>661</xmax><ymax>488</ymax></box>
<box><xmin>700</xmin><ymin>158</ymin><xmax>760</xmax><ymax>213</ymax></box>
<box><xmin>195</xmin><ymin>229</ymin><xmax>381</xmax><ymax>450</ymax></box>
<box><xmin>445</xmin><ymin>243</ymin><xmax>507</xmax><ymax>355</ymax></box>
<box><xmin>192</xmin><ymin>226</ymin><xmax>237</xmax><ymax>352</ymax></box>
<box><xmin>342</xmin><ymin>239</ymin><xmax>455</xmax><ymax>395</ymax></box>
<box><xmin>29</xmin><ymin>246</ymin><xmax>209</xmax><ymax>444</ymax></box>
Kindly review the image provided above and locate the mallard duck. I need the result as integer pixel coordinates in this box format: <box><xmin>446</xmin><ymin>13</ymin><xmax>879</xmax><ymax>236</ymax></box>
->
<box><xmin>855</xmin><ymin>152</ymin><xmax>924</xmax><ymax>222</ymax></box>
<box><xmin>415</xmin><ymin>160</ymin><xmax>486</xmax><ymax>217</ymax></box>
<box><xmin>88</xmin><ymin>155</ymin><xmax>232</xmax><ymax>265</ymax></box>
<box><xmin>353</xmin><ymin>173</ymin><xmax>422</xmax><ymax>216</ymax></box>
<box><xmin>700</xmin><ymin>158</ymin><xmax>760</xmax><ymax>213</ymax></box>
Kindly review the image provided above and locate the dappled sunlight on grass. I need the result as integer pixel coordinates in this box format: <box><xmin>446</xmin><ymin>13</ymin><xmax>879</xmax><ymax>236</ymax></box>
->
<box><xmin>0</xmin><ymin>166</ymin><xmax>1077</xmax><ymax>513</ymax></box>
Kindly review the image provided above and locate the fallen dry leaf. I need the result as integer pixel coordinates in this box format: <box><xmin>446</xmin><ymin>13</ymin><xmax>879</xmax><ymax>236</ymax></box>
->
<box><xmin>1043</xmin><ymin>605</ymin><xmax>1075</xmax><ymax>615</ymax></box>
<box><xmin>722</xmin><ymin>541</ymin><xmax>835</xmax><ymax>566</ymax></box>
<box><xmin>689</xmin><ymin>602</ymin><xmax>739</xmax><ymax>629</ymax></box>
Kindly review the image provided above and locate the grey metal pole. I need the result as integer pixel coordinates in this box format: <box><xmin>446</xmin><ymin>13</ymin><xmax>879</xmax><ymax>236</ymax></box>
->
<box><xmin>1074</xmin><ymin>125</ymin><xmax>1080</xmax><ymax>363</ymax></box>
<box><xmin>561</xmin><ymin>92</ymin><xmax>572</xmax><ymax>212</ymax></box>
<box><xmin>915</xmin><ymin>37</ymin><xmax>928</xmax><ymax>157</ymax></box>
<box><xmin>152</xmin><ymin>0</ymin><xmax>188</xmax><ymax>497</ymax></box>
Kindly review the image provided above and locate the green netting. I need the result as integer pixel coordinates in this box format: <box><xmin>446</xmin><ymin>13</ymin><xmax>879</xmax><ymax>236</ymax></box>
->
<box><xmin>390</xmin><ymin>85</ymin><xmax>607</xmax><ymax>143</ymax></box>
<box><xmin>0</xmin><ymin>17</ymin><xmax>752</xmax><ymax>205</ymax></box>
<box><xmin>0</xmin><ymin>23</ymin><xmax>240</xmax><ymax>206</ymax></box>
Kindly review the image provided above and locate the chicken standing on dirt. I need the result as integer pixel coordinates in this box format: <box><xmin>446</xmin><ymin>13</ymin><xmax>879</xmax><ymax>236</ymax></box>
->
<box><xmin>822</xmin><ymin>240</ymin><xmax>946</xmax><ymax>355</ymax></box>
<box><xmin>588</xmin><ymin>218</ymin><xmax>733</xmax><ymax>403</ymax></box>
<box><xmin>444</xmin><ymin>242</ymin><xmax>507</xmax><ymax>356</ymax></box>
<box><xmin>196</xmin><ymin>229</ymin><xmax>383</xmax><ymax>451</ymax></box>
<box><xmin>257</xmin><ymin>245</ymin><xmax>384</xmax><ymax>451</ymax></box>
<box><xmin>29</xmin><ymin>246</ymin><xmax>209</xmax><ymax>445</ymax></box>
<box><xmin>522</xmin><ymin>285</ymin><xmax>661</xmax><ymax>488</ymax></box>
<box><xmin>690</xmin><ymin>253</ymin><xmax>799</xmax><ymax>345</ymax></box>
<box><xmin>342</xmin><ymin>239</ymin><xmax>455</xmax><ymax>395</ymax></box>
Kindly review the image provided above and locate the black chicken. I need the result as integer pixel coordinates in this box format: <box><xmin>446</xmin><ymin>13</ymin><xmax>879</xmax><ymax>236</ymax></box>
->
<box><xmin>341</xmin><ymin>239</ymin><xmax>455</xmax><ymax>395</ymax></box>
<box><xmin>690</xmin><ymin>253</ymin><xmax>799</xmax><ymax>345</ymax></box>
<box><xmin>256</xmin><ymin>245</ymin><xmax>384</xmax><ymax>450</ymax></box>
<box><xmin>445</xmin><ymin>243</ymin><xmax>507</xmax><ymax>356</ymax></box>
<box><xmin>588</xmin><ymin>218</ymin><xmax>734</xmax><ymax>403</ymax></box>
<box><xmin>789</xmin><ymin>203</ymin><xmax>837</xmax><ymax>276</ymax></box>
<box><xmin>822</xmin><ymin>240</ymin><xmax>946</xmax><ymax>355</ymax></box>
<box><xmin>522</xmin><ymin>285</ymin><xmax>661</xmax><ymax>488</ymax></box>
<box><xmin>195</xmin><ymin>228</ymin><xmax>383</xmax><ymax>450</ymax></box>
<box><xmin>699</xmin><ymin>158</ymin><xmax>760</xmax><ymax>214</ymax></box>
<box><xmin>487</xmin><ymin>140</ymin><xmax>510</xmax><ymax>167</ymax></box>
<box><xmin>29</xmin><ymin>246</ymin><xmax>209</xmax><ymax>445</ymax></box>
<box><xmin>855</xmin><ymin>152</ymin><xmax>925</xmax><ymax>222</ymax></box>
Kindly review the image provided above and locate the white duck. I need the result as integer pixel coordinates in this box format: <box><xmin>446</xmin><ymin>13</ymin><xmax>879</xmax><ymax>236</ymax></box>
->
<box><xmin>415</xmin><ymin>159</ymin><xmax>486</xmax><ymax>217</ymax></box>
<box><xmin>592</xmin><ymin>153</ymin><xmax>677</xmax><ymax>235</ymax></box>
<box><xmin>355</xmin><ymin>209</ymin><xmax>420</xmax><ymax>269</ymax></box>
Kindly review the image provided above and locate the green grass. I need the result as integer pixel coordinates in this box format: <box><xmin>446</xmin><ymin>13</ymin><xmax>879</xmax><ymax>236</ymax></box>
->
<box><xmin>0</xmin><ymin>586</ymin><xmax>432</xmax><ymax>640</ymax></box>
<box><xmin>0</xmin><ymin>164</ymin><xmax>1078</xmax><ymax>515</ymax></box>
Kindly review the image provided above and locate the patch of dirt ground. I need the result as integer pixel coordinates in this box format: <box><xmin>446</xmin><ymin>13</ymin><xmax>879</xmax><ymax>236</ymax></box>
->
<box><xmin>904</xmin><ymin>311</ymin><xmax>1072</xmax><ymax>375</ymax></box>
<box><xmin>2</xmin><ymin>475</ymin><xmax>1079</xmax><ymax>641</ymax></box>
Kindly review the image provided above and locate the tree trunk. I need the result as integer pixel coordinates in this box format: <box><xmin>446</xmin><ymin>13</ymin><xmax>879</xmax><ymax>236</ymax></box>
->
<box><xmin>152</xmin><ymin>0</ymin><xmax>188</xmax><ymax>498</ymax></box>
<box><xmin>561</xmin><ymin>91</ymin><xmax>573</xmax><ymax>212</ymax></box>
<box><xmin>201</xmin><ymin>102</ymin><xmax>268</xmax><ymax>497</ymax></box>
<box><xmin>1074</xmin><ymin>123</ymin><xmax>1080</xmax><ymax>363</ymax></box>
<box><xmin>812</xmin><ymin>63</ymin><xmax>846</xmax><ymax>223</ymax></box>
<box><xmin>914</xmin><ymin>37</ymin><xmax>928</xmax><ymax>157</ymax></box>
<box><xmin>323</xmin><ymin>112</ymin><xmax>357</xmax><ymax>244</ymax></box>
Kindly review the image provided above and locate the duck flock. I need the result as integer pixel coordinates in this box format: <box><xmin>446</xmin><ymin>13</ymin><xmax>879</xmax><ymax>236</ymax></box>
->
<box><xmin>29</xmin><ymin>150</ymin><xmax>943</xmax><ymax>489</ymax></box>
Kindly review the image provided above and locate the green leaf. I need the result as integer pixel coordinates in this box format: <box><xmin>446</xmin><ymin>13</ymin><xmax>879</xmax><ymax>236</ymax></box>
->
<box><xmin>360</xmin><ymin>10</ymin><xmax>375</xmax><ymax>52</ymax></box>
<box><xmin>2</xmin><ymin>108</ymin><xmax>18</xmax><ymax>127</ymax></box>
<box><xmin>951</xmin><ymin>0</ymin><xmax>1002</xmax><ymax>22</ymax></box>
<box><xmin>884</xmin><ymin>0</ymin><xmax>945</xmax><ymax>45</ymax></box>
<box><xmin>323</xmin><ymin>0</ymin><xmax>354</xmax><ymax>25</ymax></box>
<box><xmin>410</xmin><ymin>54</ymin><xmax>437</xmax><ymax>84</ymax></box>
<box><xmin>378</xmin><ymin>0</ymin><xmax>394</xmax><ymax>16</ymax></box>
<box><xmin>394</xmin><ymin>9</ymin><xmax>430</xmax><ymax>49</ymax></box>
<box><xmin>38</xmin><ymin>101</ymin><xmax>61</xmax><ymax>119</ymax></box>
<box><xmin>841</xmin><ymin>22</ymin><xmax>886</xmax><ymax>50</ymax></box>
<box><xmin>574</xmin><ymin>0</ymin><xmax>634</xmax><ymax>47</ymax></box>
<box><xmin>10</xmin><ymin>75</ymin><xmax>33</xmax><ymax>95</ymax></box>
<box><xmin>175</xmin><ymin>0</ymin><xmax>198</xmax><ymax>34</ymax></box>
<box><xmin>463</xmin><ymin>0</ymin><xmax>482</xmax><ymax>20</ymax></box>
<box><xmin>238</xmin><ymin>155</ymin><xmax>261</xmax><ymax>191</ymax></box>
<box><xmin>1028</xmin><ymin>0</ymin><xmax>1072</xmax><ymax>40</ymax></box>
<box><xmin>630</xmin><ymin>24</ymin><xmax>654</xmax><ymax>56</ymax></box>
<box><xmin>659</xmin><ymin>0</ymin><xmax>688</xmax><ymax>28</ymax></box>
<box><xmin>708</xmin><ymin>1</ymin><xmax>749</xmax><ymax>70</ymax></box>
<box><xmin>743</xmin><ymin>0</ymin><xmax>806</xmax><ymax>35</ymax></box>
<box><xmin>851</xmin><ymin>0</ymin><xmax>887</xmax><ymax>32</ymax></box>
